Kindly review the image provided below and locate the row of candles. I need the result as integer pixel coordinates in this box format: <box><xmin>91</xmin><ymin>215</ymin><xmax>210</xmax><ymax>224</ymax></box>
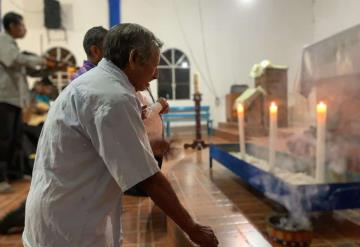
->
<box><xmin>237</xmin><ymin>101</ymin><xmax>327</xmax><ymax>183</ymax></box>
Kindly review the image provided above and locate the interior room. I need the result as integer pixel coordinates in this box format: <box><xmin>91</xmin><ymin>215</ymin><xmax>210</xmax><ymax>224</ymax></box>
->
<box><xmin>0</xmin><ymin>0</ymin><xmax>360</xmax><ymax>246</ymax></box>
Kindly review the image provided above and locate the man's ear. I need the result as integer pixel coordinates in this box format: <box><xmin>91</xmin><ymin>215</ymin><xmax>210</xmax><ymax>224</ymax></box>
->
<box><xmin>8</xmin><ymin>23</ymin><xmax>16</xmax><ymax>34</ymax></box>
<box><xmin>128</xmin><ymin>49</ymin><xmax>138</xmax><ymax>69</ymax></box>
<box><xmin>90</xmin><ymin>45</ymin><xmax>100</xmax><ymax>58</ymax></box>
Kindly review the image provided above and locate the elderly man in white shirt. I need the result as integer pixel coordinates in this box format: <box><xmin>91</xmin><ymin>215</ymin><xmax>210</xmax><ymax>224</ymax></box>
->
<box><xmin>23</xmin><ymin>23</ymin><xmax>218</xmax><ymax>247</ymax></box>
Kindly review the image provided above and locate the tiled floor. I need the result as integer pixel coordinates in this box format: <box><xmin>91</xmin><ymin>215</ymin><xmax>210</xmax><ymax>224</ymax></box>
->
<box><xmin>1</xmin><ymin>136</ymin><xmax>360</xmax><ymax>246</ymax></box>
<box><xmin>121</xmin><ymin>197</ymin><xmax>169</xmax><ymax>246</ymax></box>
<box><xmin>0</xmin><ymin>180</ymin><xmax>29</xmax><ymax>247</ymax></box>
<box><xmin>164</xmin><ymin>150</ymin><xmax>272</xmax><ymax>246</ymax></box>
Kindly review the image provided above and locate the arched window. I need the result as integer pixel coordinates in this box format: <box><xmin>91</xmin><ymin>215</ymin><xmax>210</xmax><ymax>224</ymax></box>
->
<box><xmin>158</xmin><ymin>48</ymin><xmax>190</xmax><ymax>100</ymax></box>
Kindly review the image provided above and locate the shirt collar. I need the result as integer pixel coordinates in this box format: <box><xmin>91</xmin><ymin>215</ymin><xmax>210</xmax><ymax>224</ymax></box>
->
<box><xmin>4</xmin><ymin>32</ymin><xmax>13</xmax><ymax>39</ymax></box>
<box><xmin>98</xmin><ymin>58</ymin><xmax>136</xmax><ymax>94</ymax></box>
<box><xmin>3</xmin><ymin>32</ymin><xmax>17</xmax><ymax>46</ymax></box>
<box><xmin>83</xmin><ymin>60</ymin><xmax>96</xmax><ymax>70</ymax></box>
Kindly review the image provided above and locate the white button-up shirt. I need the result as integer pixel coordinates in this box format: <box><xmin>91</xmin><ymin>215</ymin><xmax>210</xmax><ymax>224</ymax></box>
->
<box><xmin>23</xmin><ymin>59</ymin><xmax>160</xmax><ymax>247</ymax></box>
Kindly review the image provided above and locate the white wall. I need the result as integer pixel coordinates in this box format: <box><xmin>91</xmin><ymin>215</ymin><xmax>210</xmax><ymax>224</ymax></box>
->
<box><xmin>122</xmin><ymin>0</ymin><xmax>314</xmax><ymax>125</ymax></box>
<box><xmin>2</xmin><ymin>0</ymin><xmax>314</xmax><ymax>125</ymax></box>
<box><xmin>313</xmin><ymin>0</ymin><xmax>360</xmax><ymax>41</ymax></box>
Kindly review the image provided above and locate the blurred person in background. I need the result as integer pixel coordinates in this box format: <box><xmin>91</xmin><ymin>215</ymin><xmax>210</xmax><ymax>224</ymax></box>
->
<box><xmin>71</xmin><ymin>26</ymin><xmax>108</xmax><ymax>81</ymax></box>
<box><xmin>0</xmin><ymin>12</ymin><xmax>55</xmax><ymax>192</ymax></box>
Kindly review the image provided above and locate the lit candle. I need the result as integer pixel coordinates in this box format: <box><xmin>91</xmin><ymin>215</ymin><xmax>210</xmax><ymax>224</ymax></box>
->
<box><xmin>237</xmin><ymin>103</ymin><xmax>245</xmax><ymax>158</ymax></box>
<box><xmin>194</xmin><ymin>73</ymin><xmax>200</xmax><ymax>94</ymax></box>
<box><xmin>316</xmin><ymin>101</ymin><xmax>327</xmax><ymax>182</ymax></box>
<box><xmin>268</xmin><ymin>101</ymin><xmax>278</xmax><ymax>171</ymax></box>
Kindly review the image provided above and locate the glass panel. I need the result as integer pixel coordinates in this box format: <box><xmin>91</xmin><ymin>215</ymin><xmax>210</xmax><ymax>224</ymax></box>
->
<box><xmin>182</xmin><ymin>56</ymin><xmax>189</xmax><ymax>65</ymax></box>
<box><xmin>175</xmin><ymin>68</ymin><xmax>189</xmax><ymax>84</ymax></box>
<box><xmin>158</xmin><ymin>68</ymin><xmax>172</xmax><ymax>85</ymax></box>
<box><xmin>163</xmin><ymin>50</ymin><xmax>172</xmax><ymax>63</ymax></box>
<box><xmin>174</xmin><ymin>49</ymin><xmax>183</xmax><ymax>64</ymax></box>
<box><xmin>175</xmin><ymin>85</ymin><xmax>190</xmax><ymax>99</ymax></box>
<box><xmin>158</xmin><ymin>68</ymin><xmax>173</xmax><ymax>99</ymax></box>
<box><xmin>158</xmin><ymin>85</ymin><xmax>173</xmax><ymax>99</ymax></box>
<box><xmin>159</xmin><ymin>56</ymin><xmax>168</xmax><ymax>66</ymax></box>
<box><xmin>176</xmin><ymin>56</ymin><xmax>190</xmax><ymax>68</ymax></box>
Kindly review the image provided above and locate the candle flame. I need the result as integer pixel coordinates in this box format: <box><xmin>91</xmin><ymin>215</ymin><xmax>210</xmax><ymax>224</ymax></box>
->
<box><xmin>317</xmin><ymin>101</ymin><xmax>327</xmax><ymax>113</ymax></box>
<box><xmin>270</xmin><ymin>101</ymin><xmax>278</xmax><ymax>114</ymax></box>
<box><xmin>237</xmin><ymin>103</ymin><xmax>244</xmax><ymax>114</ymax></box>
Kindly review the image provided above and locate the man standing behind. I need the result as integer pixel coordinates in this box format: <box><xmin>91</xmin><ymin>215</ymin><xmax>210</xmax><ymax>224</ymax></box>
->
<box><xmin>23</xmin><ymin>23</ymin><xmax>218</xmax><ymax>247</ymax></box>
<box><xmin>71</xmin><ymin>26</ymin><xmax>108</xmax><ymax>80</ymax></box>
<box><xmin>0</xmin><ymin>12</ymin><xmax>48</xmax><ymax>192</ymax></box>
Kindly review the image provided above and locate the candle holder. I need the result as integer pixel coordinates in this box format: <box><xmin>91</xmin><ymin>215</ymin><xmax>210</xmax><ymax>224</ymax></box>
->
<box><xmin>184</xmin><ymin>74</ymin><xmax>208</xmax><ymax>150</ymax></box>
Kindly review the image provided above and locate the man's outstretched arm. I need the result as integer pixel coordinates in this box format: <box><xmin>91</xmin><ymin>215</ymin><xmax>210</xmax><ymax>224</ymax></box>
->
<box><xmin>138</xmin><ymin>171</ymin><xmax>219</xmax><ymax>247</ymax></box>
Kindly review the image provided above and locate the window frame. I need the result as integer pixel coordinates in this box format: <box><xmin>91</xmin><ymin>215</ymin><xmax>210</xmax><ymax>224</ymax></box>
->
<box><xmin>158</xmin><ymin>48</ymin><xmax>190</xmax><ymax>100</ymax></box>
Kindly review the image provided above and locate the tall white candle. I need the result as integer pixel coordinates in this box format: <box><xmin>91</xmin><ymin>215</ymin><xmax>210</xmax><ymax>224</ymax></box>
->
<box><xmin>316</xmin><ymin>101</ymin><xmax>327</xmax><ymax>182</ymax></box>
<box><xmin>268</xmin><ymin>101</ymin><xmax>278</xmax><ymax>171</ymax></box>
<box><xmin>237</xmin><ymin>103</ymin><xmax>245</xmax><ymax>158</ymax></box>
<box><xmin>194</xmin><ymin>73</ymin><xmax>200</xmax><ymax>93</ymax></box>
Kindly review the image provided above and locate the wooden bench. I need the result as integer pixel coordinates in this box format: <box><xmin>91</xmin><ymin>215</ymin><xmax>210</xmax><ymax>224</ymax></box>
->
<box><xmin>162</xmin><ymin>106</ymin><xmax>213</xmax><ymax>137</ymax></box>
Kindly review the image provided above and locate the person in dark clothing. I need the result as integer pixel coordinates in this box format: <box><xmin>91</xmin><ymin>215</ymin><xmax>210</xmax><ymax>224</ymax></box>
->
<box><xmin>0</xmin><ymin>201</ymin><xmax>25</xmax><ymax>234</ymax></box>
<box><xmin>0</xmin><ymin>103</ymin><xmax>22</xmax><ymax>189</ymax></box>
<box><xmin>0</xmin><ymin>12</ymin><xmax>54</xmax><ymax>191</ymax></box>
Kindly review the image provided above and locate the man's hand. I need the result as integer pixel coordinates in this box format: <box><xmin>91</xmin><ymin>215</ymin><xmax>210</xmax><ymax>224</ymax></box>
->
<box><xmin>157</xmin><ymin>97</ymin><xmax>169</xmax><ymax>114</ymax></box>
<box><xmin>44</xmin><ymin>57</ymin><xmax>57</xmax><ymax>69</ymax></box>
<box><xmin>44</xmin><ymin>56</ymin><xmax>68</xmax><ymax>70</ymax></box>
<box><xmin>138</xmin><ymin>173</ymin><xmax>219</xmax><ymax>247</ymax></box>
<box><xmin>141</xmin><ymin>105</ymin><xmax>148</xmax><ymax>120</ymax></box>
<box><xmin>187</xmin><ymin>223</ymin><xmax>219</xmax><ymax>247</ymax></box>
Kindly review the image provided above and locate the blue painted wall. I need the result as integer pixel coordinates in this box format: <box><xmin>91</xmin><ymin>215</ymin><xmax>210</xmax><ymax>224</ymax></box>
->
<box><xmin>108</xmin><ymin>0</ymin><xmax>120</xmax><ymax>28</ymax></box>
<box><xmin>0</xmin><ymin>0</ymin><xmax>2</xmax><ymax>32</ymax></box>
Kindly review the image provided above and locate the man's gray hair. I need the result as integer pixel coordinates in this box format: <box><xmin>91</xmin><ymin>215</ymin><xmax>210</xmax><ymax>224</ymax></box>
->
<box><xmin>104</xmin><ymin>23</ymin><xmax>163</xmax><ymax>69</ymax></box>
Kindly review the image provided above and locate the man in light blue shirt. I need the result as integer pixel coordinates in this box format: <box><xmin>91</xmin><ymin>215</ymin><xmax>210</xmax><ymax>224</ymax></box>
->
<box><xmin>23</xmin><ymin>23</ymin><xmax>218</xmax><ymax>247</ymax></box>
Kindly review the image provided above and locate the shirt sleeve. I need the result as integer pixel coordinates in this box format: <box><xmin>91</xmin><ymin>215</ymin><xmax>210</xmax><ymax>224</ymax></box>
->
<box><xmin>148</xmin><ymin>102</ymin><xmax>162</xmax><ymax>117</ymax></box>
<box><xmin>0</xmin><ymin>38</ymin><xmax>44</xmax><ymax>68</ymax></box>
<box><xmin>81</xmin><ymin>95</ymin><xmax>160</xmax><ymax>192</ymax></box>
<box><xmin>135</xmin><ymin>91</ymin><xmax>146</xmax><ymax>106</ymax></box>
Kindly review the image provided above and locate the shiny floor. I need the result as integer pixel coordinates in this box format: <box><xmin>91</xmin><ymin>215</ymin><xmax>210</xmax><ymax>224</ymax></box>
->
<box><xmin>1</xmin><ymin>137</ymin><xmax>360</xmax><ymax>246</ymax></box>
